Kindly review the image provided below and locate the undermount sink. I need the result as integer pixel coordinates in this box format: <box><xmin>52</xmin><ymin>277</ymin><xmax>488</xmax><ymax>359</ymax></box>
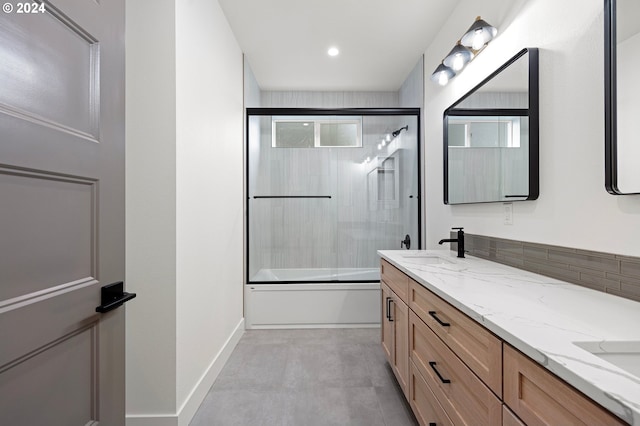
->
<box><xmin>400</xmin><ymin>254</ymin><xmax>454</xmax><ymax>265</ymax></box>
<box><xmin>574</xmin><ymin>341</ymin><xmax>640</xmax><ymax>378</ymax></box>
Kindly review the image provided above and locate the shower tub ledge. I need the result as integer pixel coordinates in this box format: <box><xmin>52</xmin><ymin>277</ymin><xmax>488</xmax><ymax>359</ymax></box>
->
<box><xmin>245</xmin><ymin>278</ymin><xmax>381</xmax><ymax>329</ymax></box>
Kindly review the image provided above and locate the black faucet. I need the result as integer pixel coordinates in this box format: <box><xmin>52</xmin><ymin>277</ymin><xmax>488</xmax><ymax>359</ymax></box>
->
<box><xmin>438</xmin><ymin>227</ymin><xmax>465</xmax><ymax>258</ymax></box>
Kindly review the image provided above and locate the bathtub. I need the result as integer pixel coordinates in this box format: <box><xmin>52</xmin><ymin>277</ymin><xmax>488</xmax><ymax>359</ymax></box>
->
<box><xmin>247</xmin><ymin>267</ymin><xmax>381</xmax><ymax>328</ymax></box>
<box><xmin>250</xmin><ymin>267</ymin><xmax>380</xmax><ymax>283</ymax></box>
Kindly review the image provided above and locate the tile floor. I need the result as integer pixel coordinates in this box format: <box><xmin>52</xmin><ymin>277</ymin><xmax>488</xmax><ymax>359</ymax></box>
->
<box><xmin>190</xmin><ymin>328</ymin><xmax>418</xmax><ymax>426</ymax></box>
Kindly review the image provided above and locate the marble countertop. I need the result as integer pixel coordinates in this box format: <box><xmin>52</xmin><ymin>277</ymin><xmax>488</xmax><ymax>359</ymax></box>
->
<box><xmin>378</xmin><ymin>249</ymin><xmax>640</xmax><ymax>425</ymax></box>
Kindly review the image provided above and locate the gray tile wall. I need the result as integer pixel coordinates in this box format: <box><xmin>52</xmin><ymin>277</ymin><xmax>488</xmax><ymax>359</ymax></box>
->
<box><xmin>451</xmin><ymin>233</ymin><xmax>640</xmax><ymax>302</ymax></box>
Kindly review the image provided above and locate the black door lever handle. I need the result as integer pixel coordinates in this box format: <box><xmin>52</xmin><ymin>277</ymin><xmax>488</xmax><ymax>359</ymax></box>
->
<box><xmin>96</xmin><ymin>281</ymin><xmax>136</xmax><ymax>313</ymax></box>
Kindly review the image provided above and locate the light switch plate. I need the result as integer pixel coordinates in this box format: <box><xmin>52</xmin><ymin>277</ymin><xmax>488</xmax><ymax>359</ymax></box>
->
<box><xmin>503</xmin><ymin>203</ymin><xmax>513</xmax><ymax>225</ymax></box>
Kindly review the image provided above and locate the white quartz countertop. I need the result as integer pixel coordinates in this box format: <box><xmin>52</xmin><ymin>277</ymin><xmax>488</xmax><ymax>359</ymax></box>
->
<box><xmin>378</xmin><ymin>249</ymin><xmax>640</xmax><ymax>425</ymax></box>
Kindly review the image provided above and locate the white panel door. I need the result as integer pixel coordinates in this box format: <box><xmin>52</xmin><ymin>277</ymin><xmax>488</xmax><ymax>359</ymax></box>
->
<box><xmin>0</xmin><ymin>0</ymin><xmax>126</xmax><ymax>424</ymax></box>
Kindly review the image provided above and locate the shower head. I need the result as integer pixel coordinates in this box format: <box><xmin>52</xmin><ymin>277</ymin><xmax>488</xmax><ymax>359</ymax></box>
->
<box><xmin>391</xmin><ymin>125</ymin><xmax>409</xmax><ymax>138</ymax></box>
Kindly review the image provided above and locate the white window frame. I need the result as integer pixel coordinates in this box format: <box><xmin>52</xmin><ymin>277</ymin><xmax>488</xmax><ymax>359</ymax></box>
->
<box><xmin>272</xmin><ymin>116</ymin><xmax>362</xmax><ymax>148</ymax></box>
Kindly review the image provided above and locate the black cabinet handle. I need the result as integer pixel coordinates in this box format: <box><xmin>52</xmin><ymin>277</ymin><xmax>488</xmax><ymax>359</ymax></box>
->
<box><xmin>428</xmin><ymin>311</ymin><xmax>450</xmax><ymax>327</ymax></box>
<box><xmin>96</xmin><ymin>281</ymin><xmax>137</xmax><ymax>313</ymax></box>
<box><xmin>429</xmin><ymin>361</ymin><xmax>451</xmax><ymax>384</ymax></box>
<box><xmin>385</xmin><ymin>297</ymin><xmax>391</xmax><ymax>321</ymax></box>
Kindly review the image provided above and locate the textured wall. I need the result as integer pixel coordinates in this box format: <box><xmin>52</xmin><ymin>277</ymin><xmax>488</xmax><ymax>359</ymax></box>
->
<box><xmin>454</xmin><ymin>233</ymin><xmax>640</xmax><ymax>302</ymax></box>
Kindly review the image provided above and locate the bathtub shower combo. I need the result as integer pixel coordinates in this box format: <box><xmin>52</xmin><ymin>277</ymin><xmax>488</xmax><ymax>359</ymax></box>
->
<box><xmin>247</xmin><ymin>108</ymin><xmax>420</xmax><ymax>285</ymax></box>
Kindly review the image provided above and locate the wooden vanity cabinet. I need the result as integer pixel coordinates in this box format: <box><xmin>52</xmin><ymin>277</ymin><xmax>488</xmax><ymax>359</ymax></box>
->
<box><xmin>380</xmin><ymin>258</ymin><xmax>625</xmax><ymax>426</ymax></box>
<box><xmin>409</xmin><ymin>279</ymin><xmax>502</xmax><ymax>397</ymax></box>
<box><xmin>410</xmin><ymin>310</ymin><xmax>502</xmax><ymax>425</ymax></box>
<box><xmin>380</xmin><ymin>281</ymin><xmax>393</xmax><ymax>361</ymax></box>
<box><xmin>380</xmin><ymin>279</ymin><xmax>409</xmax><ymax>398</ymax></box>
<box><xmin>410</xmin><ymin>359</ymin><xmax>453</xmax><ymax>426</ymax></box>
<box><xmin>503</xmin><ymin>406</ymin><xmax>526</xmax><ymax>426</ymax></box>
<box><xmin>503</xmin><ymin>345</ymin><xmax>625</xmax><ymax>426</ymax></box>
<box><xmin>381</xmin><ymin>259</ymin><xmax>409</xmax><ymax>301</ymax></box>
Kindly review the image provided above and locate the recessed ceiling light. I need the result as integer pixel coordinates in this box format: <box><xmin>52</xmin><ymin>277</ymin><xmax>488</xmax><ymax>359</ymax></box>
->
<box><xmin>327</xmin><ymin>47</ymin><xmax>339</xmax><ymax>57</ymax></box>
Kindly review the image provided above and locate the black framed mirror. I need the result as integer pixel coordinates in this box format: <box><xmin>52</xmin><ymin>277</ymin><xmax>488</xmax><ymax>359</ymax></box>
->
<box><xmin>443</xmin><ymin>48</ymin><xmax>539</xmax><ymax>204</ymax></box>
<box><xmin>605</xmin><ymin>0</ymin><xmax>640</xmax><ymax>195</ymax></box>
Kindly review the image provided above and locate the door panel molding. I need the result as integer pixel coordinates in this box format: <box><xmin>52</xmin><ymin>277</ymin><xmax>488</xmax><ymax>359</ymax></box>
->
<box><xmin>0</xmin><ymin>167</ymin><xmax>97</xmax><ymax>301</ymax></box>
<box><xmin>0</xmin><ymin>6</ymin><xmax>100</xmax><ymax>139</ymax></box>
<box><xmin>0</xmin><ymin>321</ymin><xmax>99</xmax><ymax>425</ymax></box>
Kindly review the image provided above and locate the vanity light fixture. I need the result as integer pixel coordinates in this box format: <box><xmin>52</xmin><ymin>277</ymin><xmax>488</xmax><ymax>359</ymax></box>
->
<box><xmin>461</xmin><ymin>16</ymin><xmax>498</xmax><ymax>50</ymax></box>
<box><xmin>430</xmin><ymin>63</ymin><xmax>456</xmax><ymax>86</ymax></box>
<box><xmin>431</xmin><ymin>16</ymin><xmax>497</xmax><ymax>86</ymax></box>
<box><xmin>443</xmin><ymin>41</ymin><xmax>474</xmax><ymax>71</ymax></box>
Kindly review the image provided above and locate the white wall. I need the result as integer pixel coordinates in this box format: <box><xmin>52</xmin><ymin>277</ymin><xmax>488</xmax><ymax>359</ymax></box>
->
<box><xmin>175</xmin><ymin>0</ymin><xmax>244</xmax><ymax>421</ymax></box>
<box><xmin>616</xmin><ymin>31</ymin><xmax>640</xmax><ymax>193</ymax></box>
<box><xmin>244</xmin><ymin>57</ymin><xmax>261</xmax><ymax>108</ymax></box>
<box><xmin>126</xmin><ymin>0</ymin><xmax>178</xmax><ymax>418</ymax></box>
<box><xmin>424</xmin><ymin>0</ymin><xmax>640</xmax><ymax>257</ymax></box>
<box><xmin>126</xmin><ymin>1</ymin><xmax>244</xmax><ymax>425</ymax></box>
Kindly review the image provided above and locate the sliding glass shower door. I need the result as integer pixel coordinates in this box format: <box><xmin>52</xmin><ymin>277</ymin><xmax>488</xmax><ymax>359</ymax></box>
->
<box><xmin>247</xmin><ymin>109</ymin><xmax>420</xmax><ymax>283</ymax></box>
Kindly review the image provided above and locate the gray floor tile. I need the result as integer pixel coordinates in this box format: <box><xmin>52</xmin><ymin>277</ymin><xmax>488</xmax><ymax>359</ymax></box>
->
<box><xmin>282</xmin><ymin>387</ymin><xmax>385</xmax><ymax>426</ymax></box>
<box><xmin>362</xmin><ymin>343</ymin><xmax>398</xmax><ymax>388</ymax></box>
<box><xmin>283</xmin><ymin>343</ymin><xmax>372</xmax><ymax>389</ymax></box>
<box><xmin>191</xmin><ymin>328</ymin><xmax>418</xmax><ymax>426</ymax></box>
<box><xmin>190</xmin><ymin>389</ymin><xmax>286</xmax><ymax>426</ymax></box>
<box><xmin>375</xmin><ymin>386</ymin><xmax>419</xmax><ymax>426</ymax></box>
<box><xmin>212</xmin><ymin>343</ymin><xmax>288</xmax><ymax>391</ymax></box>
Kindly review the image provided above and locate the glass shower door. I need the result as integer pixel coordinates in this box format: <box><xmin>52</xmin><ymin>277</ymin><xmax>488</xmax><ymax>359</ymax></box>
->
<box><xmin>247</xmin><ymin>110</ymin><xmax>419</xmax><ymax>283</ymax></box>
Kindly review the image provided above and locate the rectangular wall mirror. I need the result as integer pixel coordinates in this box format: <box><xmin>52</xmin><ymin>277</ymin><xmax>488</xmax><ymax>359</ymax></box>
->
<box><xmin>443</xmin><ymin>48</ymin><xmax>539</xmax><ymax>204</ymax></box>
<box><xmin>605</xmin><ymin>0</ymin><xmax>640</xmax><ymax>194</ymax></box>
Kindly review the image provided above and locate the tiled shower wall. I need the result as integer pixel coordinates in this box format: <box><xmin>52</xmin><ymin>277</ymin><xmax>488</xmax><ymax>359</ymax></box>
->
<box><xmin>452</xmin><ymin>233</ymin><xmax>640</xmax><ymax>302</ymax></box>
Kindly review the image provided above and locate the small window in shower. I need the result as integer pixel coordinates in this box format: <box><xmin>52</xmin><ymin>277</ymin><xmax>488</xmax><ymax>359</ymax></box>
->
<box><xmin>273</xmin><ymin>120</ymin><xmax>315</xmax><ymax>148</ymax></box>
<box><xmin>272</xmin><ymin>116</ymin><xmax>362</xmax><ymax>148</ymax></box>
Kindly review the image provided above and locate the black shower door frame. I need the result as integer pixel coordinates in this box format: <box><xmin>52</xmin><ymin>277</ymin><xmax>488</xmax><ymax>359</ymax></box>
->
<box><xmin>245</xmin><ymin>107</ymin><xmax>421</xmax><ymax>284</ymax></box>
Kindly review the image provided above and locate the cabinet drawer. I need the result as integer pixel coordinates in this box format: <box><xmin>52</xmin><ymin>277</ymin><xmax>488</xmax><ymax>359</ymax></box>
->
<box><xmin>410</xmin><ymin>310</ymin><xmax>502</xmax><ymax>426</ymax></box>
<box><xmin>381</xmin><ymin>259</ymin><xmax>409</xmax><ymax>303</ymax></box>
<box><xmin>410</xmin><ymin>360</ymin><xmax>453</xmax><ymax>426</ymax></box>
<box><xmin>503</xmin><ymin>405</ymin><xmax>525</xmax><ymax>426</ymax></box>
<box><xmin>409</xmin><ymin>279</ymin><xmax>502</xmax><ymax>397</ymax></box>
<box><xmin>503</xmin><ymin>344</ymin><xmax>625</xmax><ymax>425</ymax></box>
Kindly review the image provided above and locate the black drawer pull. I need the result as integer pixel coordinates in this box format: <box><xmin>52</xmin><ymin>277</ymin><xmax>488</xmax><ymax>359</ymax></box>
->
<box><xmin>428</xmin><ymin>311</ymin><xmax>450</xmax><ymax>327</ymax></box>
<box><xmin>429</xmin><ymin>361</ymin><xmax>451</xmax><ymax>384</ymax></box>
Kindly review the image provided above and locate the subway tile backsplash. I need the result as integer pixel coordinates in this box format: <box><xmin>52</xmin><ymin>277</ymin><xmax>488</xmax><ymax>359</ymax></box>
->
<box><xmin>451</xmin><ymin>233</ymin><xmax>640</xmax><ymax>302</ymax></box>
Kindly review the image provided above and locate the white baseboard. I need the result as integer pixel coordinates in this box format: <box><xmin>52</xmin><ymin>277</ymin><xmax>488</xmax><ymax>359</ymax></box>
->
<box><xmin>125</xmin><ymin>415</ymin><xmax>176</xmax><ymax>426</ymax></box>
<box><xmin>245</xmin><ymin>283</ymin><xmax>381</xmax><ymax>329</ymax></box>
<box><xmin>126</xmin><ymin>318</ymin><xmax>245</xmax><ymax>426</ymax></box>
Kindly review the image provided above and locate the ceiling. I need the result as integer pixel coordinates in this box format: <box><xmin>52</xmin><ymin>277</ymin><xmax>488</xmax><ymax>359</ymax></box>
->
<box><xmin>218</xmin><ymin>0</ymin><xmax>461</xmax><ymax>91</ymax></box>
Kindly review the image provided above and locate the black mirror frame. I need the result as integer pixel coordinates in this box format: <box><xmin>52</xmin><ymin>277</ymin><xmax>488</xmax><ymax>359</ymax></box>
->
<box><xmin>443</xmin><ymin>47</ymin><xmax>539</xmax><ymax>205</ymax></box>
<box><xmin>604</xmin><ymin>0</ymin><xmax>639</xmax><ymax>195</ymax></box>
